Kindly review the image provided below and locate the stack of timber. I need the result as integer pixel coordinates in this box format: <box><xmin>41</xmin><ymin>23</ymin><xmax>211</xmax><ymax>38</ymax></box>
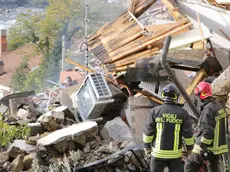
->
<box><xmin>87</xmin><ymin>0</ymin><xmax>192</xmax><ymax>73</ymax></box>
<box><xmin>204</xmin><ymin>0</ymin><xmax>230</xmax><ymax>10</ymax></box>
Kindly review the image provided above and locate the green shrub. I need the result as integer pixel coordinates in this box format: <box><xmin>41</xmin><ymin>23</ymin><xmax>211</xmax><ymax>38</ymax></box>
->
<box><xmin>0</xmin><ymin>121</ymin><xmax>31</xmax><ymax>147</ymax></box>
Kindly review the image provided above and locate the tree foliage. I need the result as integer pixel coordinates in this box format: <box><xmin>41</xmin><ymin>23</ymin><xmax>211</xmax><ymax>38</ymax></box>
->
<box><xmin>10</xmin><ymin>0</ymin><xmax>126</xmax><ymax>93</ymax></box>
<box><xmin>11</xmin><ymin>57</ymin><xmax>30</xmax><ymax>91</ymax></box>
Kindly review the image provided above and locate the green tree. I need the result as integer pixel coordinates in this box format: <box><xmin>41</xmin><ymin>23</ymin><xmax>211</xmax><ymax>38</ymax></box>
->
<box><xmin>10</xmin><ymin>0</ymin><xmax>126</xmax><ymax>93</ymax></box>
<box><xmin>8</xmin><ymin>12</ymin><xmax>44</xmax><ymax>50</ymax></box>
<box><xmin>11</xmin><ymin>58</ymin><xmax>30</xmax><ymax>91</ymax></box>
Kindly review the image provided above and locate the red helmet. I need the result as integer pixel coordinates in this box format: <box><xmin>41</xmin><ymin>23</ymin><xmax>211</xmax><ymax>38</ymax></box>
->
<box><xmin>194</xmin><ymin>81</ymin><xmax>213</xmax><ymax>100</ymax></box>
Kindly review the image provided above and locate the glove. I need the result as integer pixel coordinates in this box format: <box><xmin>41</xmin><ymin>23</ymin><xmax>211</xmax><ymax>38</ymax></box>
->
<box><xmin>190</xmin><ymin>152</ymin><xmax>204</xmax><ymax>165</ymax></box>
<box><xmin>144</xmin><ymin>148</ymin><xmax>151</xmax><ymax>162</ymax></box>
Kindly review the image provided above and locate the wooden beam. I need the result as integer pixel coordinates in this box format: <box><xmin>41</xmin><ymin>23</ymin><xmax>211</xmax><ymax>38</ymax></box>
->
<box><xmin>179</xmin><ymin>69</ymin><xmax>206</xmax><ymax>104</ymax></box>
<box><xmin>134</xmin><ymin>89</ymin><xmax>164</xmax><ymax>104</ymax></box>
<box><xmin>128</xmin><ymin>0</ymin><xmax>136</xmax><ymax>13</ymax></box>
<box><xmin>104</xmin><ymin>20</ymin><xmax>191</xmax><ymax>64</ymax></box>
<box><xmin>161</xmin><ymin>0</ymin><xmax>187</xmax><ymax>21</ymax></box>
<box><xmin>65</xmin><ymin>59</ymin><xmax>118</xmax><ymax>85</ymax></box>
<box><xmin>193</xmin><ymin>41</ymin><xmax>205</xmax><ymax>49</ymax></box>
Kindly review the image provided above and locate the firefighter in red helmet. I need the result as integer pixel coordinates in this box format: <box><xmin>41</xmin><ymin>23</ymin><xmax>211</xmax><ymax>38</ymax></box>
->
<box><xmin>184</xmin><ymin>81</ymin><xmax>228</xmax><ymax>172</ymax></box>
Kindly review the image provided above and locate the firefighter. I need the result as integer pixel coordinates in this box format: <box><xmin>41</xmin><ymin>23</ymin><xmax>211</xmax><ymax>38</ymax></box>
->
<box><xmin>143</xmin><ymin>83</ymin><xmax>194</xmax><ymax>172</ymax></box>
<box><xmin>184</xmin><ymin>81</ymin><xmax>228</xmax><ymax>172</ymax></box>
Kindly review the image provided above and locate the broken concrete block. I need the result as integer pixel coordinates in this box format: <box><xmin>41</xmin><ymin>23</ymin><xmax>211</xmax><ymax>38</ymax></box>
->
<box><xmin>3</xmin><ymin>161</ymin><xmax>11</xmax><ymax>171</ymax></box>
<box><xmin>7</xmin><ymin>140</ymin><xmax>37</xmax><ymax>159</ymax></box>
<box><xmin>38</xmin><ymin>110</ymin><xmax>65</xmax><ymax>124</ymax></box>
<box><xmin>23</xmin><ymin>154</ymin><xmax>34</xmax><ymax>170</ymax></box>
<box><xmin>212</xmin><ymin>66</ymin><xmax>230</xmax><ymax>96</ymax></box>
<box><xmin>53</xmin><ymin>90</ymin><xmax>73</xmax><ymax>109</ymax></box>
<box><xmin>10</xmin><ymin>154</ymin><xmax>24</xmax><ymax>172</ymax></box>
<box><xmin>226</xmin><ymin>93</ymin><xmax>230</xmax><ymax>115</ymax></box>
<box><xmin>26</xmin><ymin>135</ymin><xmax>40</xmax><ymax>145</ymax></box>
<box><xmin>37</xmin><ymin>121</ymin><xmax>98</xmax><ymax>148</ymax></box>
<box><xmin>39</xmin><ymin>115</ymin><xmax>61</xmax><ymax>132</ymax></box>
<box><xmin>0</xmin><ymin>151</ymin><xmax>9</xmax><ymax>167</ymax></box>
<box><xmin>100</xmin><ymin>117</ymin><xmax>135</xmax><ymax>142</ymax></box>
<box><xmin>53</xmin><ymin>105</ymin><xmax>75</xmax><ymax>120</ymax></box>
<box><xmin>27</xmin><ymin>123</ymin><xmax>44</xmax><ymax>135</ymax></box>
<box><xmin>67</xmin><ymin>141</ymin><xmax>76</xmax><ymax>152</ymax></box>
<box><xmin>83</xmin><ymin>142</ymin><xmax>90</xmax><ymax>153</ymax></box>
<box><xmin>54</xmin><ymin>140</ymin><xmax>69</xmax><ymax>153</ymax></box>
<box><xmin>9</xmin><ymin>97</ymin><xmax>35</xmax><ymax>117</ymax></box>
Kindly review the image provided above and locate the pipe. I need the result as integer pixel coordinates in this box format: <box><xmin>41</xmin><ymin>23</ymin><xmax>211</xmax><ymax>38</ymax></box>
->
<box><xmin>160</xmin><ymin>36</ymin><xmax>200</xmax><ymax>120</ymax></box>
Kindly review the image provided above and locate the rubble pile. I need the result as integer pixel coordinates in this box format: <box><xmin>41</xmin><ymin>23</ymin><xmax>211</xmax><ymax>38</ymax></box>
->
<box><xmin>1</xmin><ymin>0</ymin><xmax>230</xmax><ymax>171</ymax></box>
<box><xmin>212</xmin><ymin>66</ymin><xmax>230</xmax><ymax>114</ymax></box>
<box><xmin>0</xmin><ymin>91</ymin><xmax>137</xmax><ymax>172</ymax></box>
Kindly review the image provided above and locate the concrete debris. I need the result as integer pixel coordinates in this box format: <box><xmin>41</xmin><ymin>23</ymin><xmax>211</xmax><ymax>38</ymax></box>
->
<box><xmin>53</xmin><ymin>90</ymin><xmax>73</xmax><ymax>109</ymax></box>
<box><xmin>2</xmin><ymin>0</ymin><xmax>230</xmax><ymax>171</ymax></box>
<box><xmin>226</xmin><ymin>93</ymin><xmax>230</xmax><ymax>114</ymax></box>
<box><xmin>10</xmin><ymin>154</ymin><xmax>24</xmax><ymax>172</ymax></box>
<box><xmin>212</xmin><ymin>66</ymin><xmax>230</xmax><ymax>96</ymax></box>
<box><xmin>38</xmin><ymin>110</ymin><xmax>65</xmax><ymax>124</ymax></box>
<box><xmin>100</xmin><ymin>117</ymin><xmax>135</xmax><ymax>142</ymax></box>
<box><xmin>52</xmin><ymin>105</ymin><xmax>75</xmax><ymax>120</ymax></box>
<box><xmin>125</xmin><ymin>96</ymin><xmax>156</xmax><ymax>143</ymax></box>
<box><xmin>37</xmin><ymin>121</ymin><xmax>98</xmax><ymax>154</ymax></box>
<box><xmin>26</xmin><ymin>135</ymin><xmax>40</xmax><ymax>145</ymax></box>
<box><xmin>39</xmin><ymin>115</ymin><xmax>61</xmax><ymax>131</ymax></box>
<box><xmin>17</xmin><ymin>108</ymin><xmax>31</xmax><ymax>121</ymax></box>
<box><xmin>3</xmin><ymin>161</ymin><xmax>11</xmax><ymax>171</ymax></box>
<box><xmin>27</xmin><ymin>123</ymin><xmax>44</xmax><ymax>135</ymax></box>
<box><xmin>23</xmin><ymin>154</ymin><xmax>34</xmax><ymax>170</ymax></box>
<box><xmin>7</xmin><ymin>140</ymin><xmax>37</xmax><ymax>159</ymax></box>
<box><xmin>0</xmin><ymin>152</ymin><xmax>9</xmax><ymax>167</ymax></box>
<box><xmin>73</xmin><ymin>138</ymin><xmax>134</xmax><ymax>166</ymax></box>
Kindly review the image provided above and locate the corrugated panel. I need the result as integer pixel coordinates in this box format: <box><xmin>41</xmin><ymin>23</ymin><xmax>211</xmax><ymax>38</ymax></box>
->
<box><xmin>139</xmin><ymin>81</ymin><xmax>161</xmax><ymax>99</ymax></box>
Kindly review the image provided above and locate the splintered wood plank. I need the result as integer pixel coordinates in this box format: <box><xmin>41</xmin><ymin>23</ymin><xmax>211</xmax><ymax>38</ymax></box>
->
<box><xmin>106</xmin><ymin>48</ymin><xmax>159</xmax><ymax>69</ymax></box>
<box><xmin>144</xmin><ymin>23</ymin><xmax>175</xmax><ymax>32</ymax></box>
<box><xmin>129</xmin><ymin>0</ymin><xmax>136</xmax><ymax>13</ymax></box>
<box><xmin>179</xmin><ymin>69</ymin><xmax>206</xmax><ymax>104</ymax></box>
<box><xmin>193</xmin><ymin>41</ymin><xmax>205</xmax><ymax>49</ymax></box>
<box><xmin>109</xmin><ymin>64</ymin><xmax>135</xmax><ymax>72</ymax></box>
<box><xmin>103</xmin><ymin>20</ymin><xmax>191</xmax><ymax>64</ymax></box>
<box><xmin>161</xmin><ymin>0</ymin><xmax>187</xmax><ymax>21</ymax></box>
<box><xmin>65</xmin><ymin>59</ymin><xmax>118</xmax><ymax>85</ymax></box>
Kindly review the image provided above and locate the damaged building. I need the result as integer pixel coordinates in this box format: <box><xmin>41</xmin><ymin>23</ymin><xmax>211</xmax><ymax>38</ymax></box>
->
<box><xmin>1</xmin><ymin>0</ymin><xmax>230</xmax><ymax>171</ymax></box>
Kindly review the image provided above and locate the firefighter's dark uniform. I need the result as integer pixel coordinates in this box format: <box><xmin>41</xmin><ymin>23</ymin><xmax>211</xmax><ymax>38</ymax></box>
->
<box><xmin>143</xmin><ymin>102</ymin><xmax>194</xmax><ymax>172</ymax></box>
<box><xmin>184</xmin><ymin>99</ymin><xmax>228</xmax><ymax>172</ymax></box>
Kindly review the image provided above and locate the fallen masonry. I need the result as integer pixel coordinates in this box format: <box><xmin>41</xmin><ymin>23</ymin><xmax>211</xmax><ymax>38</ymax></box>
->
<box><xmin>1</xmin><ymin>0</ymin><xmax>230</xmax><ymax>171</ymax></box>
<box><xmin>37</xmin><ymin>121</ymin><xmax>98</xmax><ymax>154</ymax></box>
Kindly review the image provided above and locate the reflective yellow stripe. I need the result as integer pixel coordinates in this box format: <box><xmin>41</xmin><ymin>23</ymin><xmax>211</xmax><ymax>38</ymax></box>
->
<box><xmin>156</xmin><ymin>123</ymin><xmax>163</xmax><ymax>150</ymax></box>
<box><xmin>143</xmin><ymin>133</ymin><xmax>154</xmax><ymax>143</ymax></box>
<box><xmin>213</xmin><ymin>121</ymin><xmax>220</xmax><ymax>148</ymax></box>
<box><xmin>151</xmin><ymin>148</ymin><xmax>182</xmax><ymax>159</ymax></box>
<box><xmin>201</xmin><ymin>136</ymin><xmax>213</xmax><ymax>145</ymax></box>
<box><xmin>192</xmin><ymin>144</ymin><xmax>202</xmax><ymax>154</ymax></box>
<box><xmin>174</xmin><ymin>124</ymin><xmax>180</xmax><ymax>150</ymax></box>
<box><xmin>184</xmin><ymin>137</ymin><xmax>194</xmax><ymax>146</ymax></box>
<box><xmin>208</xmin><ymin>145</ymin><xmax>228</xmax><ymax>155</ymax></box>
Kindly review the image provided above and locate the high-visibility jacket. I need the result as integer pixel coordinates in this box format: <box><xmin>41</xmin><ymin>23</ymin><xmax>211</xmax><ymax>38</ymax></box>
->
<box><xmin>192</xmin><ymin>99</ymin><xmax>228</xmax><ymax>155</ymax></box>
<box><xmin>143</xmin><ymin>102</ymin><xmax>194</xmax><ymax>159</ymax></box>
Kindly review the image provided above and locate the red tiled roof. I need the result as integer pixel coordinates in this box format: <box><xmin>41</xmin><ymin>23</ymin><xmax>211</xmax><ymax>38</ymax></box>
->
<box><xmin>0</xmin><ymin>44</ymin><xmax>42</xmax><ymax>87</ymax></box>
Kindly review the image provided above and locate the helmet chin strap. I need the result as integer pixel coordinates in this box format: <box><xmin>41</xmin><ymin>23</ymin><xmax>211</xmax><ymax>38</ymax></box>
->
<box><xmin>164</xmin><ymin>98</ymin><xmax>178</xmax><ymax>103</ymax></box>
